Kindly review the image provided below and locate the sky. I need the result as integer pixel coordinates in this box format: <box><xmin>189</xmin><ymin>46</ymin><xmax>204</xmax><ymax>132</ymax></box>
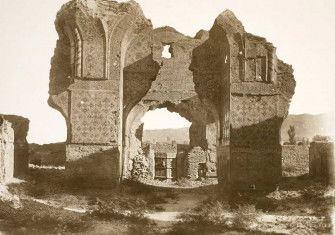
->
<box><xmin>142</xmin><ymin>108</ymin><xmax>192</xmax><ymax>130</ymax></box>
<box><xmin>0</xmin><ymin>0</ymin><xmax>334</xmax><ymax>144</ymax></box>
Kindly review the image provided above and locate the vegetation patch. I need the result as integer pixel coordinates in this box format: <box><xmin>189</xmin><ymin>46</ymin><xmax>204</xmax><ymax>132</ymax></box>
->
<box><xmin>89</xmin><ymin>196</ymin><xmax>150</xmax><ymax>223</ymax></box>
<box><xmin>175</xmin><ymin>199</ymin><xmax>260</xmax><ymax>233</ymax></box>
<box><xmin>0</xmin><ymin>199</ymin><xmax>91</xmax><ymax>234</ymax></box>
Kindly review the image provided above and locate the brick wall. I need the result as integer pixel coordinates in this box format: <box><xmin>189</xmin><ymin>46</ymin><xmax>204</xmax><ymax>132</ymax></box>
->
<box><xmin>0</xmin><ymin>117</ymin><xmax>14</xmax><ymax>183</ymax></box>
<box><xmin>282</xmin><ymin>145</ymin><xmax>309</xmax><ymax>176</ymax></box>
<box><xmin>309</xmin><ymin>142</ymin><xmax>334</xmax><ymax>185</ymax></box>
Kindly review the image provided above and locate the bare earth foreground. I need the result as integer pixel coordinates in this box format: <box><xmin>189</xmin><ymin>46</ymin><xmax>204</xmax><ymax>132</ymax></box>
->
<box><xmin>0</xmin><ymin>167</ymin><xmax>333</xmax><ymax>234</ymax></box>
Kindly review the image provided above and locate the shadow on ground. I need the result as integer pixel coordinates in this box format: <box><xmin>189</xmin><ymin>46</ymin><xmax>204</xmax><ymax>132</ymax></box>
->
<box><xmin>1</xmin><ymin>169</ymin><xmax>333</xmax><ymax>234</ymax></box>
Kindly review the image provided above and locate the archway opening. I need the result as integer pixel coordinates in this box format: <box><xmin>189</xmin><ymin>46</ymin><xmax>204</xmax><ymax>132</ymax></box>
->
<box><xmin>141</xmin><ymin>108</ymin><xmax>191</xmax><ymax>144</ymax></box>
<box><xmin>124</xmin><ymin>105</ymin><xmax>218</xmax><ymax>186</ymax></box>
<box><xmin>140</xmin><ymin>108</ymin><xmax>191</xmax><ymax>181</ymax></box>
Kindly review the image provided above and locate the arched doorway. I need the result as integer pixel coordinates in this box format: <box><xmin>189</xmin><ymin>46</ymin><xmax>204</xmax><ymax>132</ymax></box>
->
<box><xmin>122</xmin><ymin>99</ymin><xmax>218</xmax><ymax>185</ymax></box>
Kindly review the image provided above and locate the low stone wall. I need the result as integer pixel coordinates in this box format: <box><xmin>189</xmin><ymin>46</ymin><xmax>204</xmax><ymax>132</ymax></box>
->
<box><xmin>2</xmin><ymin>115</ymin><xmax>29</xmax><ymax>177</ymax></box>
<box><xmin>0</xmin><ymin>117</ymin><xmax>14</xmax><ymax>183</ymax></box>
<box><xmin>309</xmin><ymin>142</ymin><xmax>334</xmax><ymax>185</ymax></box>
<box><xmin>282</xmin><ymin>145</ymin><xmax>309</xmax><ymax>176</ymax></box>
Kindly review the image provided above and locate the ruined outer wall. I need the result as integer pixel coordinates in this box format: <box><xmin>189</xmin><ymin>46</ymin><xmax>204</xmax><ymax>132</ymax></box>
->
<box><xmin>2</xmin><ymin>115</ymin><xmax>29</xmax><ymax>177</ymax></box>
<box><xmin>282</xmin><ymin>145</ymin><xmax>309</xmax><ymax>176</ymax></box>
<box><xmin>309</xmin><ymin>142</ymin><xmax>334</xmax><ymax>185</ymax></box>
<box><xmin>0</xmin><ymin>118</ymin><xmax>14</xmax><ymax>183</ymax></box>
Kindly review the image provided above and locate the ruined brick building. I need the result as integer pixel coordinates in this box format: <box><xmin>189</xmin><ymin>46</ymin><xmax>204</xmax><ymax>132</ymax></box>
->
<box><xmin>49</xmin><ymin>0</ymin><xmax>295</xmax><ymax>190</ymax></box>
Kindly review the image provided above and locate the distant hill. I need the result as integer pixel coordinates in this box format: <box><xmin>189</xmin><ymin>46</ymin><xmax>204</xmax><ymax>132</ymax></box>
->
<box><xmin>281</xmin><ymin>113</ymin><xmax>334</xmax><ymax>142</ymax></box>
<box><xmin>143</xmin><ymin>127</ymin><xmax>189</xmax><ymax>144</ymax></box>
<box><xmin>143</xmin><ymin>113</ymin><xmax>334</xmax><ymax>144</ymax></box>
<box><xmin>29</xmin><ymin>142</ymin><xmax>65</xmax><ymax>166</ymax></box>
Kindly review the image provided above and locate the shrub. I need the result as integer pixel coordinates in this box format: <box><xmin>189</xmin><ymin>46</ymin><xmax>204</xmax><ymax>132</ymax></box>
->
<box><xmin>288</xmin><ymin>125</ymin><xmax>296</xmax><ymax>145</ymax></box>
<box><xmin>165</xmin><ymin>189</ymin><xmax>179</xmax><ymax>200</ymax></box>
<box><xmin>168</xmin><ymin>224</ymin><xmax>199</xmax><ymax>235</ymax></box>
<box><xmin>176</xmin><ymin>201</ymin><xmax>261</xmax><ymax>233</ymax></box>
<box><xmin>122</xmin><ymin>180</ymin><xmax>151</xmax><ymax>195</ymax></box>
<box><xmin>0</xmin><ymin>199</ymin><xmax>90</xmax><ymax>233</ymax></box>
<box><xmin>90</xmin><ymin>197</ymin><xmax>149</xmax><ymax>223</ymax></box>
<box><xmin>30</xmin><ymin>209</ymin><xmax>90</xmax><ymax>233</ymax></box>
<box><xmin>199</xmin><ymin>201</ymin><xmax>230</xmax><ymax>226</ymax></box>
<box><xmin>176</xmin><ymin>178</ymin><xmax>193</xmax><ymax>187</ymax></box>
<box><xmin>146</xmin><ymin>193</ymin><xmax>168</xmax><ymax>205</ymax></box>
<box><xmin>181</xmin><ymin>200</ymin><xmax>230</xmax><ymax>227</ymax></box>
<box><xmin>301</xmin><ymin>184</ymin><xmax>327</xmax><ymax>200</ymax></box>
<box><xmin>153</xmin><ymin>205</ymin><xmax>165</xmax><ymax>211</ymax></box>
<box><xmin>232</xmin><ymin>204</ymin><xmax>259</xmax><ymax>230</ymax></box>
<box><xmin>27</xmin><ymin>184</ymin><xmax>47</xmax><ymax>198</ymax></box>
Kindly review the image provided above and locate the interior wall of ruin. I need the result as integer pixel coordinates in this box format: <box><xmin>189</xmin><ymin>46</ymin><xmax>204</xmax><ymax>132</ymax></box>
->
<box><xmin>122</xmin><ymin>26</ymin><xmax>219</xmax><ymax>180</ymax></box>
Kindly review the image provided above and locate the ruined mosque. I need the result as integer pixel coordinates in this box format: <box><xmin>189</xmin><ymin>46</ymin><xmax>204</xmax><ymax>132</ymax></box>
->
<box><xmin>48</xmin><ymin>0</ymin><xmax>296</xmax><ymax>190</ymax></box>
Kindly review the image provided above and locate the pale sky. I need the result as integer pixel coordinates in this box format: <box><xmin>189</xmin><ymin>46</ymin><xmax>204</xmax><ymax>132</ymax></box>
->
<box><xmin>0</xmin><ymin>0</ymin><xmax>334</xmax><ymax>143</ymax></box>
<box><xmin>142</xmin><ymin>108</ymin><xmax>191</xmax><ymax>130</ymax></box>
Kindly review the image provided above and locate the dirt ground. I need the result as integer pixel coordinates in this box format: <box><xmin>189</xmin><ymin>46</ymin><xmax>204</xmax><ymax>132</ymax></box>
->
<box><xmin>0</xmin><ymin>168</ymin><xmax>333</xmax><ymax>234</ymax></box>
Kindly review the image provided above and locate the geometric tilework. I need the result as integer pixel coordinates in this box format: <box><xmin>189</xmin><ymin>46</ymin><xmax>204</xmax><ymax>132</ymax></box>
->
<box><xmin>230</xmin><ymin>95</ymin><xmax>279</xmax><ymax>147</ymax></box>
<box><xmin>70</xmin><ymin>90</ymin><xmax>117</xmax><ymax>144</ymax></box>
<box><xmin>231</xmin><ymin>95</ymin><xmax>277</xmax><ymax>128</ymax></box>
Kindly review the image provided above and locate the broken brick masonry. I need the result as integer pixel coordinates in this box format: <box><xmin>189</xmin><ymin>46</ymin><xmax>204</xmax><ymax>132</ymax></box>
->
<box><xmin>0</xmin><ymin>115</ymin><xmax>29</xmax><ymax>183</ymax></box>
<box><xmin>0</xmin><ymin>117</ymin><xmax>14</xmax><ymax>183</ymax></box>
<box><xmin>49</xmin><ymin>0</ymin><xmax>295</xmax><ymax>190</ymax></box>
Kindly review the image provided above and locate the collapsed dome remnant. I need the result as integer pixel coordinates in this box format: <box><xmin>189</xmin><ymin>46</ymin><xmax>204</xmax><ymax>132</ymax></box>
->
<box><xmin>49</xmin><ymin>0</ymin><xmax>295</xmax><ymax>190</ymax></box>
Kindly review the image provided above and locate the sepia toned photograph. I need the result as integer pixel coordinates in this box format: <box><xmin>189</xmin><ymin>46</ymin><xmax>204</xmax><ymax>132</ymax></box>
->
<box><xmin>0</xmin><ymin>0</ymin><xmax>334</xmax><ymax>234</ymax></box>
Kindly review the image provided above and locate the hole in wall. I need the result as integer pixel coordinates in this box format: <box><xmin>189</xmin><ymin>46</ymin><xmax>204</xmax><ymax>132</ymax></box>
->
<box><xmin>161</xmin><ymin>45</ymin><xmax>172</xmax><ymax>59</ymax></box>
